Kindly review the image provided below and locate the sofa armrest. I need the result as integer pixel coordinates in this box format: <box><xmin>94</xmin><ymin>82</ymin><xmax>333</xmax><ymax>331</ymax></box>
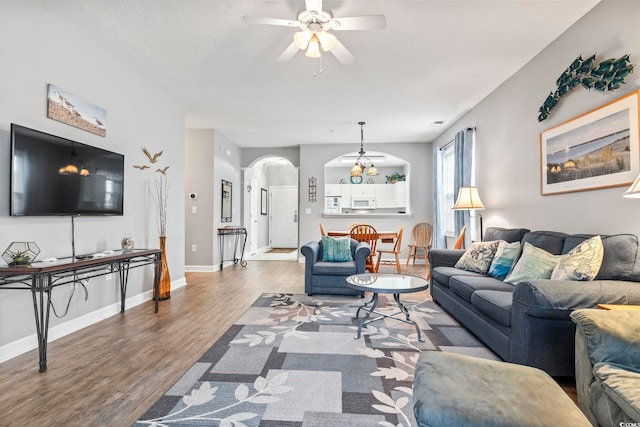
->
<box><xmin>429</xmin><ymin>249</ymin><xmax>465</xmax><ymax>268</ymax></box>
<box><xmin>300</xmin><ymin>241</ymin><xmax>321</xmax><ymax>265</ymax></box>
<box><xmin>512</xmin><ymin>279</ymin><xmax>640</xmax><ymax>316</ymax></box>
<box><xmin>571</xmin><ymin>308</ymin><xmax>640</xmax><ymax>368</ymax></box>
<box><xmin>354</xmin><ymin>242</ymin><xmax>371</xmax><ymax>273</ymax></box>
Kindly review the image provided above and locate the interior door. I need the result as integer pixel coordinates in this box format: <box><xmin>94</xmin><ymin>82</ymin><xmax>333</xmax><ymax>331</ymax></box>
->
<box><xmin>270</xmin><ymin>186</ymin><xmax>298</xmax><ymax>248</ymax></box>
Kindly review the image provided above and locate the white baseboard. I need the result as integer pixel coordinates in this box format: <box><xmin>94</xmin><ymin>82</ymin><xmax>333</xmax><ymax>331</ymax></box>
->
<box><xmin>0</xmin><ymin>278</ymin><xmax>186</xmax><ymax>364</ymax></box>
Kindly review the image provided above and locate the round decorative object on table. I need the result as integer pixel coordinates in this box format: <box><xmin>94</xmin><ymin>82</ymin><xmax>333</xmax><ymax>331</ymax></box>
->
<box><xmin>121</xmin><ymin>237</ymin><xmax>135</xmax><ymax>252</ymax></box>
<box><xmin>350</xmin><ymin>175</ymin><xmax>363</xmax><ymax>184</ymax></box>
<box><xmin>2</xmin><ymin>242</ymin><xmax>41</xmax><ymax>266</ymax></box>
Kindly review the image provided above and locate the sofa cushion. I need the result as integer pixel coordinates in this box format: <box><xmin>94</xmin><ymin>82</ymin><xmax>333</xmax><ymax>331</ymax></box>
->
<box><xmin>454</xmin><ymin>240</ymin><xmax>500</xmax><ymax>273</ymax></box>
<box><xmin>449</xmin><ymin>276</ymin><xmax>514</xmax><ymax>303</ymax></box>
<box><xmin>521</xmin><ymin>230</ymin><xmax>567</xmax><ymax>255</ymax></box>
<box><xmin>431</xmin><ymin>267</ymin><xmax>485</xmax><ymax>289</ymax></box>
<box><xmin>505</xmin><ymin>242</ymin><xmax>562</xmax><ymax>285</ymax></box>
<box><xmin>551</xmin><ymin>235</ymin><xmax>603</xmax><ymax>281</ymax></box>
<box><xmin>471</xmin><ymin>290</ymin><xmax>513</xmax><ymax>327</ymax></box>
<box><xmin>321</xmin><ymin>236</ymin><xmax>353</xmax><ymax>262</ymax></box>
<box><xmin>488</xmin><ymin>241</ymin><xmax>521</xmax><ymax>280</ymax></box>
<box><xmin>312</xmin><ymin>261</ymin><xmax>357</xmax><ymax>276</ymax></box>
<box><xmin>597</xmin><ymin>234</ymin><xmax>640</xmax><ymax>281</ymax></box>
<box><xmin>483</xmin><ymin>227</ymin><xmax>530</xmax><ymax>243</ymax></box>
<box><xmin>592</xmin><ymin>362</ymin><xmax>640</xmax><ymax>421</ymax></box>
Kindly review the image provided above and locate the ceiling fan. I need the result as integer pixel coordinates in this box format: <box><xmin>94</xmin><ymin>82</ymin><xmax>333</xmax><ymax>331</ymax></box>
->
<box><xmin>243</xmin><ymin>0</ymin><xmax>386</xmax><ymax>65</ymax></box>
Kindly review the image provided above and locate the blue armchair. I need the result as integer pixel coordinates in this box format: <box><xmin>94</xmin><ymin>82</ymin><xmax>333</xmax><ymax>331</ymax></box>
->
<box><xmin>300</xmin><ymin>238</ymin><xmax>370</xmax><ymax>296</ymax></box>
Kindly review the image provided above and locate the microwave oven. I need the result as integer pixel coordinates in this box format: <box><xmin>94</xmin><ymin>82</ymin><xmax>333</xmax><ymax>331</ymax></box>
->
<box><xmin>351</xmin><ymin>198</ymin><xmax>376</xmax><ymax>209</ymax></box>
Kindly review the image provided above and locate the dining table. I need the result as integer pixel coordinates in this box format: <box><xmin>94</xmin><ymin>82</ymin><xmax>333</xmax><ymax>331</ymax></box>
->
<box><xmin>327</xmin><ymin>230</ymin><xmax>398</xmax><ymax>243</ymax></box>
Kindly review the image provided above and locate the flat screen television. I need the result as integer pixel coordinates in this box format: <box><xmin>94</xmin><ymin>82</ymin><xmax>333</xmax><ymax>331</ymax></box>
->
<box><xmin>10</xmin><ymin>123</ymin><xmax>124</xmax><ymax>216</ymax></box>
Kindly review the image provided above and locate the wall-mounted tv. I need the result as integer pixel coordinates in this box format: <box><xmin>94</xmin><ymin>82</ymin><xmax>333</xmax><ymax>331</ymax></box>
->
<box><xmin>10</xmin><ymin>123</ymin><xmax>124</xmax><ymax>216</ymax></box>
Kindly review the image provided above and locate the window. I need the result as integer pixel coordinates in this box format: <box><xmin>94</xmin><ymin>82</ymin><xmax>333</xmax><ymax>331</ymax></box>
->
<box><xmin>442</xmin><ymin>145</ymin><xmax>455</xmax><ymax>237</ymax></box>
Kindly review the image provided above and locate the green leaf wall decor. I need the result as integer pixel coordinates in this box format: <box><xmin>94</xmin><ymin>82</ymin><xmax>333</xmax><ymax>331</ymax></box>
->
<box><xmin>538</xmin><ymin>54</ymin><xmax>634</xmax><ymax>122</ymax></box>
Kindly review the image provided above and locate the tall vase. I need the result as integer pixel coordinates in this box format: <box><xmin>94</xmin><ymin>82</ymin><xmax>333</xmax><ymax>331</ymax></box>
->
<box><xmin>157</xmin><ymin>236</ymin><xmax>171</xmax><ymax>300</ymax></box>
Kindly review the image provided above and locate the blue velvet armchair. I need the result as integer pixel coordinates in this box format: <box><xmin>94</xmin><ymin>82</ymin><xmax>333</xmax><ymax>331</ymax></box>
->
<box><xmin>300</xmin><ymin>238</ymin><xmax>370</xmax><ymax>296</ymax></box>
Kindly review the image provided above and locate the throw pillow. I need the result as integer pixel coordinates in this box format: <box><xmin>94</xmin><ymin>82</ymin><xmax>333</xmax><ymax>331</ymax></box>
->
<box><xmin>321</xmin><ymin>236</ymin><xmax>353</xmax><ymax>262</ymax></box>
<box><xmin>454</xmin><ymin>240</ymin><xmax>500</xmax><ymax>274</ymax></box>
<box><xmin>505</xmin><ymin>242</ymin><xmax>561</xmax><ymax>285</ymax></box>
<box><xmin>488</xmin><ymin>241</ymin><xmax>521</xmax><ymax>280</ymax></box>
<box><xmin>551</xmin><ymin>235</ymin><xmax>604</xmax><ymax>281</ymax></box>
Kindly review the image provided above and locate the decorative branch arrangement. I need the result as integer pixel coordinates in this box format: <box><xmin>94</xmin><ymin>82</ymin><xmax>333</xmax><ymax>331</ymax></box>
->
<box><xmin>538</xmin><ymin>54</ymin><xmax>634</xmax><ymax>122</ymax></box>
<box><xmin>134</xmin><ymin>147</ymin><xmax>170</xmax><ymax>237</ymax></box>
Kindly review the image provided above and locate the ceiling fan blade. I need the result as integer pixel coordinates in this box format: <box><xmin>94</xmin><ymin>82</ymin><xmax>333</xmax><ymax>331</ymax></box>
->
<box><xmin>330</xmin><ymin>15</ymin><xmax>387</xmax><ymax>31</ymax></box>
<box><xmin>243</xmin><ymin>15</ymin><xmax>300</xmax><ymax>27</ymax></box>
<box><xmin>277</xmin><ymin>41</ymin><xmax>300</xmax><ymax>62</ymax></box>
<box><xmin>305</xmin><ymin>0</ymin><xmax>323</xmax><ymax>15</ymax></box>
<box><xmin>330</xmin><ymin>39</ymin><xmax>354</xmax><ymax>65</ymax></box>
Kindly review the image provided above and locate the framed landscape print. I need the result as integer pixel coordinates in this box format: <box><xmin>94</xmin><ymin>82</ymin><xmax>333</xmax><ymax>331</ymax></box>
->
<box><xmin>540</xmin><ymin>89</ymin><xmax>640</xmax><ymax>195</ymax></box>
<box><xmin>47</xmin><ymin>84</ymin><xmax>107</xmax><ymax>137</ymax></box>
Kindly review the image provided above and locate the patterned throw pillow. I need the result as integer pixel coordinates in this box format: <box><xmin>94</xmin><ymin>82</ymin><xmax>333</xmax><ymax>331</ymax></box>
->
<box><xmin>321</xmin><ymin>236</ymin><xmax>353</xmax><ymax>262</ymax></box>
<box><xmin>454</xmin><ymin>240</ymin><xmax>500</xmax><ymax>274</ymax></box>
<box><xmin>551</xmin><ymin>235</ymin><xmax>603</xmax><ymax>281</ymax></box>
<box><xmin>505</xmin><ymin>242</ymin><xmax>561</xmax><ymax>285</ymax></box>
<box><xmin>488</xmin><ymin>241</ymin><xmax>521</xmax><ymax>280</ymax></box>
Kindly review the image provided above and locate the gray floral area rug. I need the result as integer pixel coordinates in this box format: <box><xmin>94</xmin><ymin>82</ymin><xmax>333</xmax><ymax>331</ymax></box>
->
<box><xmin>134</xmin><ymin>293</ymin><xmax>498</xmax><ymax>427</ymax></box>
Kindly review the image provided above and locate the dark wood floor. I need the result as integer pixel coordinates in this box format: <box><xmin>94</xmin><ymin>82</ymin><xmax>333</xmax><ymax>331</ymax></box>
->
<box><xmin>0</xmin><ymin>260</ymin><xmax>575</xmax><ymax>426</ymax></box>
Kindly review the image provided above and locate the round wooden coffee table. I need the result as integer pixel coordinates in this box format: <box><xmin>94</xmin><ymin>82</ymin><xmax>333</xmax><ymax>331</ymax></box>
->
<box><xmin>346</xmin><ymin>273</ymin><xmax>429</xmax><ymax>341</ymax></box>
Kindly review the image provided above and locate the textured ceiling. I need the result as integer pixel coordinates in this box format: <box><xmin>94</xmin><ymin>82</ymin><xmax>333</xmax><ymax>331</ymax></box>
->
<box><xmin>37</xmin><ymin>0</ymin><xmax>599</xmax><ymax>148</ymax></box>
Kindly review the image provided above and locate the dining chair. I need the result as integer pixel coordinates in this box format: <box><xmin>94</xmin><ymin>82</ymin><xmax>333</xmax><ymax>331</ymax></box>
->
<box><xmin>375</xmin><ymin>226</ymin><xmax>404</xmax><ymax>273</ymax></box>
<box><xmin>349</xmin><ymin>224</ymin><xmax>379</xmax><ymax>273</ymax></box>
<box><xmin>406</xmin><ymin>223</ymin><xmax>433</xmax><ymax>267</ymax></box>
<box><xmin>453</xmin><ymin>225</ymin><xmax>467</xmax><ymax>249</ymax></box>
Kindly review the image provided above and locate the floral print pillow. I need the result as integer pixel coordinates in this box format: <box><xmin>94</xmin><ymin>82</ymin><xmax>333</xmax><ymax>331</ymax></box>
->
<box><xmin>551</xmin><ymin>235</ymin><xmax>603</xmax><ymax>281</ymax></box>
<box><xmin>454</xmin><ymin>240</ymin><xmax>500</xmax><ymax>274</ymax></box>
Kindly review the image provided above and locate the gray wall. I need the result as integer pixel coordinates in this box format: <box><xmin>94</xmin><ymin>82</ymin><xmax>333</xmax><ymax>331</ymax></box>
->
<box><xmin>0</xmin><ymin>2</ymin><xmax>186</xmax><ymax>360</ymax></box>
<box><xmin>433</xmin><ymin>1</ymin><xmax>640</xmax><ymax>237</ymax></box>
<box><xmin>299</xmin><ymin>142</ymin><xmax>432</xmax><ymax>256</ymax></box>
<box><xmin>185</xmin><ymin>129</ymin><xmax>215</xmax><ymax>268</ymax></box>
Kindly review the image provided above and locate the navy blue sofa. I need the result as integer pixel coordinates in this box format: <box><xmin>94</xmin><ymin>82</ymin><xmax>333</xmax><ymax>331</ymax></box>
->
<box><xmin>301</xmin><ymin>238</ymin><xmax>370</xmax><ymax>296</ymax></box>
<box><xmin>429</xmin><ymin>227</ymin><xmax>640</xmax><ymax>376</ymax></box>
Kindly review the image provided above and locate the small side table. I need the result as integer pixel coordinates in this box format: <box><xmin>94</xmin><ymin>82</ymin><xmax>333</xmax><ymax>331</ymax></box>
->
<box><xmin>346</xmin><ymin>273</ymin><xmax>429</xmax><ymax>341</ymax></box>
<box><xmin>597</xmin><ymin>304</ymin><xmax>640</xmax><ymax>311</ymax></box>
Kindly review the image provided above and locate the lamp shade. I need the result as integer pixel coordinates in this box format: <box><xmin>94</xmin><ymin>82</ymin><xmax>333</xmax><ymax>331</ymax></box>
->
<box><xmin>453</xmin><ymin>186</ymin><xmax>485</xmax><ymax>210</ymax></box>
<box><xmin>305</xmin><ymin>35</ymin><xmax>321</xmax><ymax>58</ymax></box>
<box><xmin>624</xmin><ymin>173</ymin><xmax>640</xmax><ymax>198</ymax></box>
<box><xmin>316</xmin><ymin>31</ymin><xmax>336</xmax><ymax>51</ymax></box>
<box><xmin>294</xmin><ymin>30</ymin><xmax>312</xmax><ymax>49</ymax></box>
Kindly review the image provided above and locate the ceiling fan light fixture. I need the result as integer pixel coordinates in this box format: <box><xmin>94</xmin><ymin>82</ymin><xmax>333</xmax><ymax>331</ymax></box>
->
<box><xmin>316</xmin><ymin>31</ymin><xmax>336</xmax><ymax>51</ymax></box>
<box><xmin>305</xmin><ymin>35</ymin><xmax>321</xmax><ymax>58</ymax></box>
<box><xmin>294</xmin><ymin>30</ymin><xmax>312</xmax><ymax>50</ymax></box>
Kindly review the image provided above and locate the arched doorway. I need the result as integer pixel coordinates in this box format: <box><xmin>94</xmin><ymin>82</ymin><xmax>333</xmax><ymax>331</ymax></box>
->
<box><xmin>243</xmin><ymin>156</ymin><xmax>299</xmax><ymax>261</ymax></box>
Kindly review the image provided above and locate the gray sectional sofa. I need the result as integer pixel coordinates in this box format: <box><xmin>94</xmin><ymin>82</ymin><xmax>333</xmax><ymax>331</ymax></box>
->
<box><xmin>429</xmin><ymin>227</ymin><xmax>640</xmax><ymax>376</ymax></box>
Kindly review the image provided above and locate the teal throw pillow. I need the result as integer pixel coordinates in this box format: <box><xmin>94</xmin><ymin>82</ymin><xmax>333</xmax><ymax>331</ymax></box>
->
<box><xmin>505</xmin><ymin>242</ymin><xmax>561</xmax><ymax>285</ymax></box>
<box><xmin>454</xmin><ymin>240</ymin><xmax>500</xmax><ymax>274</ymax></box>
<box><xmin>488</xmin><ymin>241</ymin><xmax>521</xmax><ymax>280</ymax></box>
<box><xmin>321</xmin><ymin>236</ymin><xmax>353</xmax><ymax>262</ymax></box>
<box><xmin>551</xmin><ymin>235</ymin><xmax>603</xmax><ymax>281</ymax></box>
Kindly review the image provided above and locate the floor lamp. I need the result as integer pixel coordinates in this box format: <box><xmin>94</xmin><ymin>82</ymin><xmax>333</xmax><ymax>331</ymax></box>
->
<box><xmin>453</xmin><ymin>186</ymin><xmax>486</xmax><ymax>241</ymax></box>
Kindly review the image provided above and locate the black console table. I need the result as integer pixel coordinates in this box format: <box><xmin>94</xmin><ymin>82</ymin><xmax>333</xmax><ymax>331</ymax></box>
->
<box><xmin>0</xmin><ymin>249</ymin><xmax>161</xmax><ymax>372</ymax></box>
<box><xmin>217</xmin><ymin>227</ymin><xmax>248</xmax><ymax>269</ymax></box>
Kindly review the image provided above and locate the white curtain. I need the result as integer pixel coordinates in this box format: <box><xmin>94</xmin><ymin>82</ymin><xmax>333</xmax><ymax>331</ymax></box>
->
<box><xmin>432</xmin><ymin>145</ymin><xmax>445</xmax><ymax>248</ymax></box>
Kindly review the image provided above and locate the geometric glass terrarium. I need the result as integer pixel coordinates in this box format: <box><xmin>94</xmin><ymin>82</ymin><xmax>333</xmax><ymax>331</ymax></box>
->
<box><xmin>2</xmin><ymin>242</ymin><xmax>41</xmax><ymax>266</ymax></box>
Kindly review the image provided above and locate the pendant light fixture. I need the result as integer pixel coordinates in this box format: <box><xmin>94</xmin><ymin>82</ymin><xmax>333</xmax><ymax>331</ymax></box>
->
<box><xmin>350</xmin><ymin>122</ymin><xmax>379</xmax><ymax>177</ymax></box>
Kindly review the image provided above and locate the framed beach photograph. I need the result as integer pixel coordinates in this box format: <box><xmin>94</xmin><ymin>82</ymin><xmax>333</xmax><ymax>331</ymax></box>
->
<box><xmin>540</xmin><ymin>89</ymin><xmax>640</xmax><ymax>195</ymax></box>
<box><xmin>47</xmin><ymin>84</ymin><xmax>107</xmax><ymax>137</ymax></box>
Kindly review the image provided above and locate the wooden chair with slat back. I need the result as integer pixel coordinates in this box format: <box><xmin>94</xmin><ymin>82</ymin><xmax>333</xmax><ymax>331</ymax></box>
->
<box><xmin>406</xmin><ymin>223</ymin><xmax>433</xmax><ymax>267</ymax></box>
<box><xmin>349</xmin><ymin>224</ymin><xmax>379</xmax><ymax>273</ymax></box>
<box><xmin>375</xmin><ymin>226</ymin><xmax>404</xmax><ymax>273</ymax></box>
<box><xmin>319</xmin><ymin>223</ymin><xmax>326</xmax><ymax>236</ymax></box>
<box><xmin>454</xmin><ymin>225</ymin><xmax>467</xmax><ymax>249</ymax></box>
